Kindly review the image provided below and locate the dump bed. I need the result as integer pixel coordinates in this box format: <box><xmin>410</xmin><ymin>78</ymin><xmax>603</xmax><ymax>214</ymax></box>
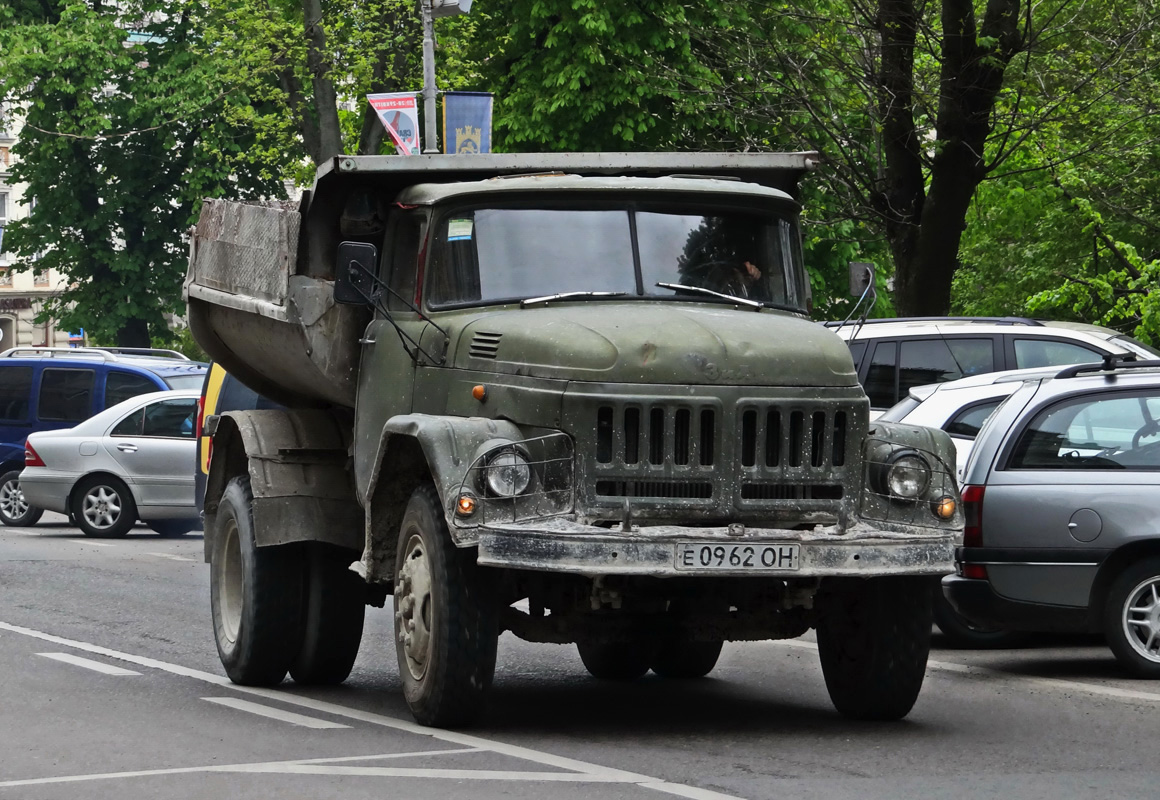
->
<box><xmin>184</xmin><ymin>152</ymin><xmax>818</xmax><ymax>407</ymax></box>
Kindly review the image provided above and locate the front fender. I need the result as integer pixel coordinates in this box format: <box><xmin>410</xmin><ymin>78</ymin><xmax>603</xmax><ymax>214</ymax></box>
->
<box><xmin>364</xmin><ymin>413</ymin><xmax>525</xmax><ymax>544</ymax></box>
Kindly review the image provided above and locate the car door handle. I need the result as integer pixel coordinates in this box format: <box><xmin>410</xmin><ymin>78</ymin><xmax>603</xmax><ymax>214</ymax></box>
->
<box><xmin>117</xmin><ymin>443</ymin><xmax>138</xmax><ymax>453</ymax></box>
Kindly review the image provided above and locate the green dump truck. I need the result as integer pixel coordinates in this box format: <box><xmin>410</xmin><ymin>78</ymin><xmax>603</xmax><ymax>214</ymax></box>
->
<box><xmin>185</xmin><ymin>152</ymin><xmax>961</xmax><ymax>727</ymax></box>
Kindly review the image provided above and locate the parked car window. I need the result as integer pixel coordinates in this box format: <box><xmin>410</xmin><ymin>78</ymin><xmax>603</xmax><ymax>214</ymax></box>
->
<box><xmin>898</xmin><ymin>338</ymin><xmax>994</xmax><ymax>396</ymax></box>
<box><xmin>0</xmin><ymin>366</ymin><xmax>33</xmax><ymax>421</ymax></box>
<box><xmin>111</xmin><ymin>408</ymin><xmax>145</xmax><ymax>437</ymax></box>
<box><xmin>945</xmin><ymin>400</ymin><xmax>1002</xmax><ymax>438</ymax></box>
<box><xmin>1012</xmin><ymin>338</ymin><xmax>1102</xmax><ymax>369</ymax></box>
<box><xmin>846</xmin><ymin>340</ymin><xmax>867</xmax><ymax>371</ymax></box>
<box><xmin>105</xmin><ymin>371</ymin><xmax>159</xmax><ymax>409</ymax></box>
<box><xmin>38</xmin><ymin>368</ymin><xmax>94</xmax><ymax>422</ymax></box>
<box><xmin>141</xmin><ymin>398</ymin><xmax>198</xmax><ymax>438</ymax></box>
<box><xmin>864</xmin><ymin>341</ymin><xmax>897</xmax><ymax>407</ymax></box>
<box><xmin>1010</xmin><ymin>392</ymin><xmax>1160</xmax><ymax>469</ymax></box>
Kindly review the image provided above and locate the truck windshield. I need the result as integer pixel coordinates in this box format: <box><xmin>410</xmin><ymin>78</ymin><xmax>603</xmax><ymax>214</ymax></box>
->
<box><xmin>425</xmin><ymin>203</ymin><xmax>807</xmax><ymax>311</ymax></box>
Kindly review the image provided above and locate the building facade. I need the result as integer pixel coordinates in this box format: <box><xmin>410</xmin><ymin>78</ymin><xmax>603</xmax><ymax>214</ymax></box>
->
<box><xmin>0</xmin><ymin>106</ymin><xmax>75</xmax><ymax>350</ymax></box>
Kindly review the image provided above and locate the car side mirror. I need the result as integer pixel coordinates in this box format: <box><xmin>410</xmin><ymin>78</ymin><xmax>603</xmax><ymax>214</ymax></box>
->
<box><xmin>849</xmin><ymin>262</ymin><xmax>874</xmax><ymax>297</ymax></box>
<box><xmin>334</xmin><ymin>241</ymin><xmax>378</xmax><ymax>305</ymax></box>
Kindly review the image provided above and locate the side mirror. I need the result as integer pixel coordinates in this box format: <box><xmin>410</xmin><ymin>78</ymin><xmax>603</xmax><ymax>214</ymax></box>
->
<box><xmin>849</xmin><ymin>261</ymin><xmax>875</xmax><ymax>298</ymax></box>
<box><xmin>334</xmin><ymin>241</ymin><xmax>378</xmax><ymax>305</ymax></box>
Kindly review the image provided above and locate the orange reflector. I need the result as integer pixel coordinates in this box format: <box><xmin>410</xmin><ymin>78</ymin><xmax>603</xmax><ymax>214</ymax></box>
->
<box><xmin>472</xmin><ymin>385</ymin><xmax>487</xmax><ymax>402</ymax></box>
<box><xmin>934</xmin><ymin>496</ymin><xmax>956</xmax><ymax>519</ymax></box>
<box><xmin>457</xmin><ymin>494</ymin><xmax>477</xmax><ymax>516</ymax></box>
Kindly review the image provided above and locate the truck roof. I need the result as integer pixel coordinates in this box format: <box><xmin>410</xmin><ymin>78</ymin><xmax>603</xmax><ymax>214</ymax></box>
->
<box><xmin>396</xmin><ymin>174</ymin><xmax>798</xmax><ymax>206</ymax></box>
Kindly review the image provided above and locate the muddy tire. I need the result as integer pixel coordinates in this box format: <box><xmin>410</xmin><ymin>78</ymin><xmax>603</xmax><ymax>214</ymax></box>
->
<box><xmin>0</xmin><ymin>470</ymin><xmax>43</xmax><ymax>527</ymax></box>
<box><xmin>577</xmin><ymin>641</ymin><xmax>653</xmax><ymax>680</ymax></box>
<box><xmin>651</xmin><ymin>640</ymin><xmax>723</xmax><ymax>679</ymax></box>
<box><xmin>816</xmin><ymin>576</ymin><xmax>931</xmax><ymax>721</ymax></box>
<box><xmin>290</xmin><ymin>543</ymin><xmax>366</xmax><ymax>685</ymax></box>
<box><xmin>394</xmin><ymin>484</ymin><xmax>498</xmax><ymax>727</ymax></box>
<box><xmin>1104</xmin><ymin>558</ymin><xmax>1160</xmax><ymax>678</ymax></box>
<box><xmin>210</xmin><ymin>476</ymin><xmax>303</xmax><ymax>686</ymax></box>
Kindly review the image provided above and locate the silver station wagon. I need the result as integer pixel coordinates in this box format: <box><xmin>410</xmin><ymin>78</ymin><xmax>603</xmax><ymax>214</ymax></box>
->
<box><xmin>944</xmin><ymin>356</ymin><xmax>1160</xmax><ymax>677</ymax></box>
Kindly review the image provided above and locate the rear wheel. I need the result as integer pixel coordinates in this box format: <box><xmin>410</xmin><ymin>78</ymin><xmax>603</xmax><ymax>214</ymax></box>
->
<box><xmin>1104</xmin><ymin>558</ymin><xmax>1160</xmax><ymax>678</ymax></box>
<box><xmin>210</xmin><ymin>476</ymin><xmax>303</xmax><ymax>685</ymax></box>
<box><xmin>290</xmin><ymin>543</ymin><xmax>366</xmax><ymax>685</ymax></box>
<box><xmin>650</xmin><ymin>639</ymin><xmax>723</xmax><ymax>679</ymax></box>
<box><xmin>71</xmin><ymin>475</ymin><xmax>136</xmax><ymax>538</ymax></box>
<box><xmin>394</xmin><ymin>484</ymin><xmax>498</xmax><ymax>727</ymax></box>
<box><xmin>577</xmin><ymin>641</ymin><xmax>654</xmax><ymax>680</ymax></box>
<box><xmin>0</xmin><ymin>470</ymin><xmax>44</xmax><ymax>527</ymax></box>
<box><xmin>816</xmin><ymin>576</ymin><xmax>931</xmax><ymax>720</ymax></box>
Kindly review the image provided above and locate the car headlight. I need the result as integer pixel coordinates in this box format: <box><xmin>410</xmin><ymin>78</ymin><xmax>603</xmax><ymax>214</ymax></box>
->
<box><xmin>885</xmin><ymin>452</ymin><xmax>931</xmax><ymax>499</ymax></box>
<box><xmin>484</xmin><ymin>449</ymin><xmax>531</xmax><ymax>497</ymax></box>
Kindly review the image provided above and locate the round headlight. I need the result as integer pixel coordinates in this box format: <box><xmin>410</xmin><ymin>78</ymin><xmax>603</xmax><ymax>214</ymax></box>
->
<box><xmin>886</xmin><ymin>454</ymin><xmax>931</xmax><ymax>499</ymax></box>
<box><xmin>485</xmin><ymin>449</ymin><xmax>531</xmax><ymax>497</ymax></box>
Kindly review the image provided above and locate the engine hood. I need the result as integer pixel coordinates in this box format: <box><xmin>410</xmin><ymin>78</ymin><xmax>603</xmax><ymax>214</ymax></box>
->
<box><xmin>449</xmin><ymin>303</ymin><xmax>858</xmax><ymax>387</ymax></box>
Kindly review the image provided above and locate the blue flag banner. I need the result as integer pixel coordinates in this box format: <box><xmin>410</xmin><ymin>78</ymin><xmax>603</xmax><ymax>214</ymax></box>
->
<box><xmin>442</xmin><ymin>92</ymin><xmax>493</xmax><ymax>154</ymax></box>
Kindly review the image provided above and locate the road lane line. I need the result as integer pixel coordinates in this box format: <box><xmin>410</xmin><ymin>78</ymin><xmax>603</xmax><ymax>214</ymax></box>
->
<box><xmin>67</xmin><ymin>540</ymin><xmax>114</xmax><ymax>547</ymax></box>
<box><xmin>0</xmin><ymin>620</ymin><xmax>744</xmax><ymax>799</ymax></box>
<box><xmin>768</xmin><ymin>638</ymin><xmax>1160</xmax><ymax>705</ymax></box>
<box><xmin>202</xmin><ymin>697</ymin><xmax>349</xmax><ymax>729</ymax></box>
<box><xmin>144</xmin><ymin>552</ymin><xmax>197</xmax><ymax>562</ymax></box>
<box><xmin>36</xmin><ymin>652</ymin><xmax>140</xmax><ymax>676</ymax></box>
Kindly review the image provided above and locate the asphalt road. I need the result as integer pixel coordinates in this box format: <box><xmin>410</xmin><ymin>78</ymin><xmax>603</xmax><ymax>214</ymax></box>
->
<box><xmin>2</xmin><ymin>513</ymin><xmax>1159</xmax><ymax>800</ymax></box>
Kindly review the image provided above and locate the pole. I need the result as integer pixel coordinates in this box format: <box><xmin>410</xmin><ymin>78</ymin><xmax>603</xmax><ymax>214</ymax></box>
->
<box><xmin>420</xmin><ymin>0</ymin><xmax>438</xmax><ymax>153</ymax></box>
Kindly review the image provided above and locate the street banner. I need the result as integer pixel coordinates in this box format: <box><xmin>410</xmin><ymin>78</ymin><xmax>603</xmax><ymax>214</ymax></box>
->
<box><xmin>368</xmin><ymin>92</ymin><xmax>421</xmax><ymax>155</ymax></box>
<box><xmin>442</xmin><ymin>91</ymin><xmax>493</xmax><ymax>154</ymax></box>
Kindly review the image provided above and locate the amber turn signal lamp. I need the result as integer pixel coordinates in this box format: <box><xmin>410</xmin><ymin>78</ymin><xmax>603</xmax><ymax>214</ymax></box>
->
<box><xmin>472</xmin><ymin>385</ymin><xmax>488</xmax><ymax>402</ymax></box>
<box><xmin>933</xmin><ymin>495</ymin><xmax>956</xmax><ymax>519</ymax></box>
<box><xmin>456</xmin><ymin>493</ymin><xmax>478</xmax><ymax>516</ymax></box>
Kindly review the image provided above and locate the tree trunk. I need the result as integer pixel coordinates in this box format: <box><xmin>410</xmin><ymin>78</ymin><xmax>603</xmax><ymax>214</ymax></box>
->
<box><xmin>302</xmin><ymin>0</ymin><xmax>342</xmax><ymax>163</ymax></box>
<box><xmin>116</xmin><ymin>317</ymin><xmax>151</xmax><ymax>348</ymax></box>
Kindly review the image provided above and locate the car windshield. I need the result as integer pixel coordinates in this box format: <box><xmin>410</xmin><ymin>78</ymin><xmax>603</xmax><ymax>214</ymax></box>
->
<box><xmin>163</xmin><ymin>374</ymin><xmax>207</xmax><ymax>390</ymax></box>
<box><xmin>425</xmin><ymin>202</ymin><xmax>807</xmax><ymax>311</ymax></box>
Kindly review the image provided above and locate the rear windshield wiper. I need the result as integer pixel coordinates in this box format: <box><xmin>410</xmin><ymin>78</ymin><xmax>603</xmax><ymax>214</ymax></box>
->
<box><xmin>520</xmin><ymin>291</ymin><xmax>626</xmax><ymax>307</ymax></box>
<box><xmin>654</xmin><ymin>282</ymin><xmax>763</xmax><ymax>310</ymax></box>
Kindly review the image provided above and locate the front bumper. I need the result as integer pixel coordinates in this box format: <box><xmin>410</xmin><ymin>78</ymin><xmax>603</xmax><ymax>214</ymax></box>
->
<box><xmin>475</xmin><ymin>518</ymin><xmax>956</xmax><ymax>577</ymax></box>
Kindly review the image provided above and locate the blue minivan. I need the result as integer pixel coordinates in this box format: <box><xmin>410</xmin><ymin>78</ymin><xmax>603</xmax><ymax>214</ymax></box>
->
<box><xmin>0</xmin><ymin>347</ymin><xmax>207</xmax><ymax>527</ymax></box>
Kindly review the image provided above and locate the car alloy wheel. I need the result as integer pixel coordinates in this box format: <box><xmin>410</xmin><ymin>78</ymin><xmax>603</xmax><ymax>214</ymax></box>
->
<box><xmin>82</xmin><ymin>485</ymin><xmax>124</xmax><ymax>531</ymax></box>
<box><xmin>1121</xmin><ymin>575</ymin><xmax>1160</xmax><ymax>664</ymax></box>
<box><xmin>0</xmin><ymin>476</ymin><xmax>30</xmax><ymax>522</ymax></box>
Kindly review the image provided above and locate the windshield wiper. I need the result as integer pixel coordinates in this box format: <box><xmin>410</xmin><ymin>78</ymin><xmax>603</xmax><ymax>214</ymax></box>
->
<box><xmin>520</xmin><ymin>291</ymin><xmax>626</xmax><ymax>307</ymax></box>
<box><xmin>654</xmin><ymin>282</ymin><xmax>763</xmax><ymax>310</ymax></box>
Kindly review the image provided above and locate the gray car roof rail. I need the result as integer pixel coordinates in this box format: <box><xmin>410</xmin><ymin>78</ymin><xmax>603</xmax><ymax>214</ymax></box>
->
<box><xmin>0</xmin><ymin>346</ymin><xmax>118</xmax><ymax>362</ymax></box>
<box><xmin>84</xmin><ymin>347</ymin><xmax>191</xmax><ymax>360</ymax></box>
<box><xmin>1054</xmin><ymin>354</ymin><xmax>1160</xmax><ymax>379</ymax></box>
<box><xmin>823</xmin><ymin>316</ymin><xmax>1044</xmax><ymax>328</ymax></box>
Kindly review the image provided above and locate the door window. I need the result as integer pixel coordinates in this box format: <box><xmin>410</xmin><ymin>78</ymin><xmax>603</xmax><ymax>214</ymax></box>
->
<box><xmin>105</xmin><ymin>371</ymin><xmax>159</xmax><ymax>409</ymax></box>
<box><xmin>898</xmin><ymin>338</ymin><xmax>994</xmax><ymax>396</ymax></box>
<box><xmin>111</xmin><ymin>408</ymin><xmax>145</xmax><ymax>437</ymax></box>
<box><xmin>388</xmin><ymin>213</ymin><xmax>426</xmax><ymax>312</ymax></box>
<box><xmin>864</xmin><ymin>341</ymin><xmax>897</xmax><ymax>408</ymax></box>
<box><xmin>945</xmin><ymin>399</ymin><xmax>1002</xmax><ymax>438</ymax></box>
<box><xmin>1012</xmin><ymin>338</ymin><xmax>1102</xmax><ymax>369</ymax></box>
<box><xmin>1010</xmin><ymin>392</ymin><xmax>1160</xmax><ymax>469</ymax></box>
<box><xmin>0</xmin><ymin>366</ymin><xmax>33</xmax><ymax>421</ymax></box>
<box><xmin>140</xmin><ymin>398</ymin><xmax>198</xmax><ymax>438</ymax></box>
<box><xmin>38</xmin><ymin>369</ymin><xmax>94</xmax><ymax>422</ymax></box>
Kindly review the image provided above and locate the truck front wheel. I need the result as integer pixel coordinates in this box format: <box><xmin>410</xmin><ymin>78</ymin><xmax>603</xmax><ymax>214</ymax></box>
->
<box><xmin>394</xmin><ymin>484</ymin><xmax>498</xmax><ymax>727</ymax></box>
<box><xmin>816</xmin><ymin>576</ymin><xmax>931</xmax><ymax>721</ymax></box>
<box><xmin>210</xmin><ymin>476</ymin><xmax>303</xmax><ymax>686</ymax></box>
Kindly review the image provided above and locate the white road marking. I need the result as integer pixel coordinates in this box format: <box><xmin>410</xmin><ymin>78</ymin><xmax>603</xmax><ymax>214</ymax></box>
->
<box><xmin>202</xmin><ymin>697</ymin><xmax>349</xmax><ymax>729</ymax></box>
<box><xmin>67</xmin><ymin>539</ymin><xmax>114</xmax><ymax>547</ymax></box>
<box><xmin>770</xmin><ymin>638</ymin><xmax>1160</xmax><ymax>705</ymax></box>
<box><xmin>0</xmin><ymin>620</ymin><xmax>742</xmax><ymax>799</ymax></box>
<box><xmin>37</xmin><ymin>652</ymin><xmax>140</xmax><ymax>676</ymax></box>
<box><xmin>144</xmin><ymin>552</ymin><xmax>197</xmax><ymax>562</ymax></box>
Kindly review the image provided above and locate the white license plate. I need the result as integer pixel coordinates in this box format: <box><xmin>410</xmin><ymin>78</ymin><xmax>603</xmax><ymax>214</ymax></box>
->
<box><xmin>675</xmin><ymin>542</ymin><xmax>800</xmax><ymax>571</ymax></box>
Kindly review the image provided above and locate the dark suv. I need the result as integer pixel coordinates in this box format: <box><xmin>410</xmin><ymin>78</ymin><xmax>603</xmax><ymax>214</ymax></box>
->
<box><xmin>0</xmin><ymin>347</ymin><xmax>207</xmax><ymax>526</ymax></box>
<box><xmin>945</xmin><ymin>356</ymin><xmax>1160</xmax><ymax>676</ymax></box>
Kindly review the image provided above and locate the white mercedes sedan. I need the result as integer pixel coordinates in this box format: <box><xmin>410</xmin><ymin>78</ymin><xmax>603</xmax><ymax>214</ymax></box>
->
<box><xmin>20</xmin><ymin>389</ymin><xmax>202</xmax><ymax>537</ymax></box>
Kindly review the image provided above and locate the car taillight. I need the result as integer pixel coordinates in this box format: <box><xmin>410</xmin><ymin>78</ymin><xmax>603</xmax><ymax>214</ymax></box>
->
<box><xmin>962</xmin><ymin>484</ymin><xmax>985</xmax><ymax>547</ymax></box>
<box><xmin>195</xmin><ymin>396</ymin><xmax>206</xmax><ymax>439</ymax></box>
<box><xmin>24</xmin><ymin>440</ymin><xmax>46</xmax><ymax>468</ymax></box>
<box><xmin>962</xmin><ymin>564</ymin><xmax>989</xmax><ymax>580</ymax></box>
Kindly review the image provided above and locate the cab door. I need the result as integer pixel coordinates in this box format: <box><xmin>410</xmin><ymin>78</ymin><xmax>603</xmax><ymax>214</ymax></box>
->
<box><xmin>352</xmin><ymin>210</ymin><xmax>432</xmax><ymax>496</ymax></box>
